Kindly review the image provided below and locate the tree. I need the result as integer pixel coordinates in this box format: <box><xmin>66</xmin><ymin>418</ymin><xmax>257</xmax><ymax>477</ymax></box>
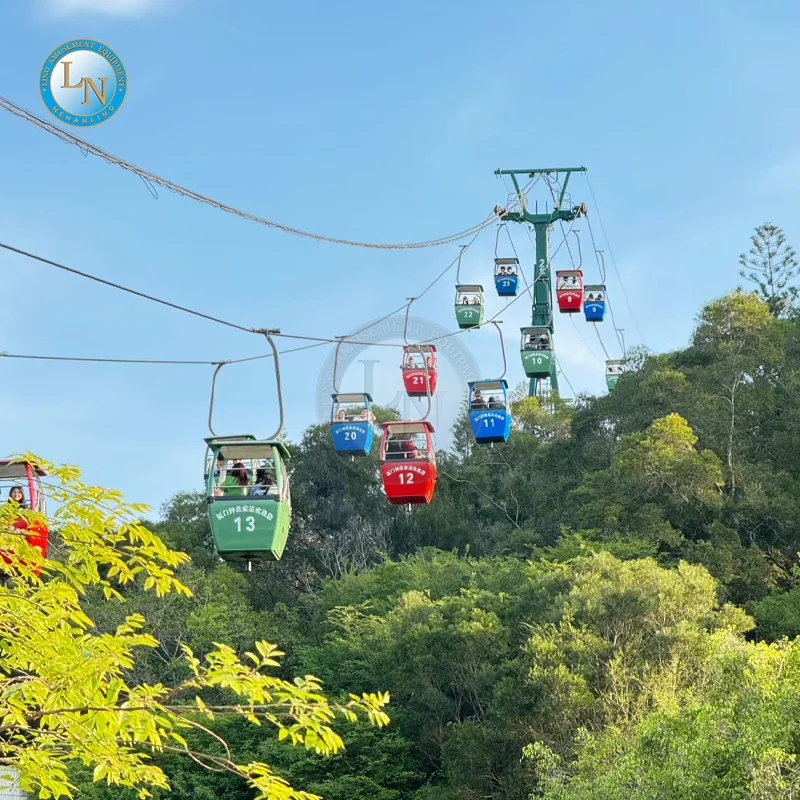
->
<box><xmin>0</xmin><ymin>455</ymin><xmax>389</xmax><ymax>800</ymax></box>
<box><xmin>739</xmin><ymin>223</ymin><xmax>799</xmax><ymax>317</ymax></box>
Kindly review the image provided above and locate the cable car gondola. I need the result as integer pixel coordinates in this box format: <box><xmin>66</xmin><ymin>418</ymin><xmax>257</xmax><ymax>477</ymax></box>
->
<box><xmin>494</xmin><ymin>258</ymin><xmax>519</xmax><ymax>297</ymax></box>
<box><xmin>468</xmin><ymin>380</ymin><xmax>511</xmax><ymax>444</ymax></box>
<box><xmin>455</xmin><ymin>285</ymin><xmax>484</xmax><ymax>329</ymax></box>
<box><xmin>204</xmin><ymin>331</ymin><xmax>292</xmax><ymax>566</ymax></box>
<box><xmin>402</xmin><ymin>344</ymin><xmax>438</xmax><ymax>398</ymax></box>
<box><xmin>520</xmin><ymin>327</ymin><xmax>554</xmax><ymax>379</ymax></box>
<box><xmin>556</xmin><ymin>269</ymin><xmax>583</xmax><ymax>314</ymax></box>
<box><xmin>379</xmin><ymin>421</ymin><xmax>437</xmax><ymax>505</ymax></box>
<box><xmin>606</xmin><ymin>359</ymin><xmax>624</xmax><ymax>391</ymax></box>
<box><xmin>0</xmin><ymin>460</ymin><xmax>49</xmax><ymax>576</ymax></box>
<box><xmin>583</xmin><ymin>284</ymin><xmax>606</xmax><ymax>322</ymax></box>
<box><xmin>205</xmin><ymin>436</ymin><xmax>292</xmax><ymax>562</ymax></box>
<box><xmin>331</xmin><ymin>393</ymin><xmax>375</xmax><ymax>456</ymax></box>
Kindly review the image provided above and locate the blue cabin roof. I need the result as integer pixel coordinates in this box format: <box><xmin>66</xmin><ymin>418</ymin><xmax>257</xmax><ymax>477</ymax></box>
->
<box><xmin>331</xmin><ymin>392</ymin><xmax>373</xmax><ymax>402</ymax></box>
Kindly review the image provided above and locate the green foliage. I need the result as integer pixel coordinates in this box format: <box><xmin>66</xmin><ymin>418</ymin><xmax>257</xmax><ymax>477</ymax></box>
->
<box><xmin>739</xmin><ymin>222</ymin><xmax>799</xmax><ymax>317</ymax></box>
<box><xmin>0</xmin><ymin>456</ymin><xmax>389</xmax><ymax>800</ymax></box>
<box><xmin>24</xmin><ymin>274</ymin><xmax>800</xmax><ymax>799</ymax></box>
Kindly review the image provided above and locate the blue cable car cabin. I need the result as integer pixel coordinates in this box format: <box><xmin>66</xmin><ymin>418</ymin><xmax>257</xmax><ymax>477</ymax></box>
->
<box><xmin>583</xmin><ymin>284</ymin><xmax>606</xmax><ymax>322</ymax></box>
<box><xmin>468</xmin><ymin>379</ymin><xmax>511</xmax><ymax>444</ymax></box>
<box><xmin>494</xmin><ymin>258</ymin><xmax>519</xmax><ymax>297</ymax></box>
<box><xmin>331</xmin><ymin>392</ymin><xmax>375</xmax><ymax>456</ymax></box>
<box><xmin>204</xmin><ymin>435</ymin><xmax>292</xmax><ymax>563</ymax></box>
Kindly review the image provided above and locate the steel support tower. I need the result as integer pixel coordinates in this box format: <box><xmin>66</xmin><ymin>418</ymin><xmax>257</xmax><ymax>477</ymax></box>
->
<box><xmin>494</xmin><ymin>166</ymin><xmax>587</xmax><ymax>397</ymax></box>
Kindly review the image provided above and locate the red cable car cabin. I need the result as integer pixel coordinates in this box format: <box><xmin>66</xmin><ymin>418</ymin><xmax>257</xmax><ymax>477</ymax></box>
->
<box><xmin>402</xmin><ymin>344</ymin><xmax>438</xmax><ymax>398</ymax></box>
<box><xmin>555</xmin><ymin>269</ymin><xmax>583</xmax><ymax>313</ymax></box>
<box><xmin>0</xmin><ymin>460</ymin><xmax>49</xmax><ymax>576</ymax></box>
<box><xmin>380</xmin><ymin>421</ymin><xmax>437</xmax><ymax>505</ymax></box>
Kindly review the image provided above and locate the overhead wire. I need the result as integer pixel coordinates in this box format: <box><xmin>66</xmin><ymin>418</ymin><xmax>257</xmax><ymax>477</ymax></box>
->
<box><xmin>554</xmin><ymin>356</ymin><xmax>576</xmax><ymax>396</ymax></box>
<box><xmin>0</xmin><ymin>95</ymin><xmax>498</xmax><ymax>251</ymax></box>
<box><xmin>583</xmin><ymin>173</ymin><xmax>644</xmax><ymax>342</ymax></box>
<box><xmin>584</xmin><ymin>214</ymin><xmax>626</xmax><ymax>354</ymax></box>
<box><xmin>545</xmin><ymin>178</ymin><xmax>620</xmax><ymax>366</ymax></box>
<box><xmin>0</xmin><ymin>340</ymin><xmax>330</xmax><ymax>367</ymax></box>
<box><xmin>0</xmin><ymin>204</ymin><xmax>496</xmax><ymax>367</ymax></box>
<box><xmin>0</xmin><ymin>241</ymin><xmax>255</xmax><ymax>334</ymax></box>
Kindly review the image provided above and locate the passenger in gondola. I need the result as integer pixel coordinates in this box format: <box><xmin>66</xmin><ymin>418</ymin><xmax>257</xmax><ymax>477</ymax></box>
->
<box><xmin>250</xmin><ymin>467</ymin><xmax>277</xmax><ymax>498</ymax></box>
<box><xmin>472</xmin><ymin>296</ymin><xmax>481</xmax><ymax>305</ymax></box>
<box><xmin>426</xmin><ymin>355</ymin><xmax>434</xmax><ymax>369</ymax></box>
<box><xmin>537</xmin><ymin>335</ymin><xmax>549</xmax><ymax>350</ymax></box>
<box><xmin>596</xmin><ymin>293</ymin><xmax>604</xmax><ymax>302</ymax></box>
<box><xmin>472</xmin><ymin>390</ymin><xmax>486</xmax><ymax>409</ymax></box>
<box><xmin>7</xmin><ymin>487</ymin><xmax>27</xmax><ymax>509</ymax></box>
<box><xmin>587</xmin><ymin>293</ymin><xmax>595</xmax><ymax>302</ymax></box>
<box><xmin>507</xmin><ymin>264</ymin><xmax>516</xmax><ymax>275</ymax></box>
<box><xmin>524</xmin><ymin>335</ymin><xmax>537</xmax><ymax>350</ymax></box>
<box><xmin>487</xmin><ymin>396</ymin><xmax>503</xmax><ymax>409</ymax></box>
<box><xmin>335</xmin><ymin>409</ymin><xmax>348</xmax><ymax>422</ymax></box>
<box><xmin>400</xmin><ymin>436</ymin><xmax>417</xmax><ymax>459</ymax></box>
<box><xmin>220</xmin><ymin>460</ymin><xmax>250</xmax><ymax>496</ymax></box>
<box><xmin>498</xmin><ymin>265</ymin><xmax>506</xmax><ymax>275</ymax></box>
<box><xmin>461</xmin><ymin>296</ymin><xmax>470</xmax><ymax>305</ymax></box>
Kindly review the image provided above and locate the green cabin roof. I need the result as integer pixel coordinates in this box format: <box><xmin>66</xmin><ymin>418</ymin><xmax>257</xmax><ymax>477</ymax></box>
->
<box><xmin>204</xmin><ymin>435</ymin><xmax>291</xmax><ymax>460</ymax></box>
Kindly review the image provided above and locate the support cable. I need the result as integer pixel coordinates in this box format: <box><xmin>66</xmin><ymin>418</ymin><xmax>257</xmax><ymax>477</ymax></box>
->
<box><xmin>585</xmin><ymin>223</ymin><xmax>626</xmax><ymax>354</ymax></box>
<box><xmin>491</xmin><ymin>321</ymin><xmax>507</xmax><ymax>380</ymax></box>
<box><xmin>0</xmin><ymin>241</ymin><xmax>254</xmax><ymax>334</ymax></box>
<box><xmin>583</xmin><ymin>174</ymin><xmax>644</xmax><ymax>340</ymax></box>
<box><xmin>0</xmin><ymin>96</ymin><xmax>499</xmax><ymax>251</ymax></box>
<box><xmin>0</xmin><ymin>215</ymin><xmax>492</xmax><ymax>352</ymax></box>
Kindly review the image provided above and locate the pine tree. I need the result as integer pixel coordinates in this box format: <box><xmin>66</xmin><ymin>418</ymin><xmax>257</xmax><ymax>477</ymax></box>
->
<box><xmin>739</xmin><ymin>222</ymin><xmax>799</xmax><ymax>317</ymax></box>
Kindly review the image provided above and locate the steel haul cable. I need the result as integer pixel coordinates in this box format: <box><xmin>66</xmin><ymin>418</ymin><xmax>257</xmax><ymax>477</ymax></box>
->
<box><xmin>0</xmin><ymin>95</ymin><xmax>498</xmax><ymax>251</ymax></box>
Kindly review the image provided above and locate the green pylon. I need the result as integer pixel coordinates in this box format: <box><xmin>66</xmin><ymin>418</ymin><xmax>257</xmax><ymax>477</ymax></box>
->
<box><xmin>493</xmin><ymin>166</ymin><xmax>587</xmax><ymax>397</ymax></box>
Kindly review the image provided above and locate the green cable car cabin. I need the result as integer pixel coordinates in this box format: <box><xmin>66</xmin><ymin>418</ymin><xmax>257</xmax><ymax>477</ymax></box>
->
<box><xmin>204</xmin><ymin>435</ymin><xmax>291</xmax><ymax>563</ymax></box>
<box><xmin>606</xmin><ymin>359</ymin><xmax>625</xmax><ymax>391</ymax></box>
<box><xmin>520</xmin><ymin>326</ymin><xmax>554</xmax><ymax>378</ymax></box>
<box><xmin>455</xmin><ymin>284</ymin><xmax>484</xmax><ymax>329</ymax></box>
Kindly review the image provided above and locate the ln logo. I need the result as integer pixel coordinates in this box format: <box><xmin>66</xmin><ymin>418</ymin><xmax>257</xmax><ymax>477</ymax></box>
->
<box><xmin>40</xmin><ymin>39</ymin><xmax>127</xmax><ymax>126</ymax></box>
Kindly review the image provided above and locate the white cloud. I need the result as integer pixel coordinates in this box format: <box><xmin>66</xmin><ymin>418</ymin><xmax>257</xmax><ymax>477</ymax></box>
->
<box><xmin>43</xmin><ymin>0</ymin><xmax>172</xmax><ymax>17</ymax></box>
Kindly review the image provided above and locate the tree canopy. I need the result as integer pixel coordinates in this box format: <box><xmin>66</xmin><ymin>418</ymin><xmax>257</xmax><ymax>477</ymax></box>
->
<box><xmin>5</xmin><ymin>235</ymin><xmax>800</xmax><ymax>799</ymax></box>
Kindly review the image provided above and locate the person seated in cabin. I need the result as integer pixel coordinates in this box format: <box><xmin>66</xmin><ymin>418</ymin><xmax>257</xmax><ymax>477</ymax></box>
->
<box><xmin>358</xmin><ymin>408</ymin><xmax>375</xmax><ymax>424</ymax></box>
<box><xmin>425</xmin><ymin>355</ymin><xmax>435</xmax><ymax>369</ymax></box>
<box><xmin>538</xmin><ymin>335</ymin><xmax>550</xmax><ymax>350</ymax></box>
<box><xmin>558</xmin><ymin>276</ymin><xmax>569</xmax><ymax>290</ymax></box>
<box><xmin>487</xmin><ymin>396</ymin><xmax>504</xmax><ymax>409</ymax></box>
<box><xmin>7</xmin><ymin>486</ymin><xmax>27</xmax><ymax>509</ymax></box>
<box><xmin>335</xmin><ymin>409</ymin><xmax>348</xmax><ymax>422</ymax></box>
<box><xmin>497</xmin><ymin>266</ymin><xmax>506</xmax><ymax>276</ymax></box>
<box><xmin>471</xmin><ymin>390</ymin><xmax>486</xmax><ymax>409</ymax></box>
<box><xmin>405</xmin><ymin>355</ymin><xmax>418</xmax><ymax>369</ymax></box>
<box><xmin>586</xmin><ymin>293</ymin><xmax>595</xmax><ymax>302</ymax></box>
<box><xmin>596</xmin><ymin>293</ymin><xmax>604</xmax><ymax>302</ymax></box>
<box><xmin>461</xmin><ymin>296</ymin><xmax>470</xmax><ymax>305</ymax></box>
<box><xmin>385</xmin><ymin>437</ymin><xmax>403</xmax><ymax>460</ymax></box>
<box><xmin>219</xmin><ymin>460</ymin><xmax>250</xmax><ymax>496</ymax></box>
<box><xmin>471</xmin><ymin>296</ymin><xmax>481</xmax><ymax>305</ymax></box>
<box><xmin>250</xmin><ymin>467</ymin><xmax>278</xmax><ymax>498</ymax></box>
<box><xmin>523</xmin><ymin>335</ymin><xmax>537</xmax><ymax>351</ymax></box>
<box><xmin>507</xmin><ymin>265</ymin><xmax>516</xmax><ymax>276</ymax></box>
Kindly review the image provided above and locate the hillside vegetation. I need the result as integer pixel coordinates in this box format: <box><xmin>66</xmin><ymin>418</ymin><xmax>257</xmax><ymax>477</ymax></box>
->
<box><xmin>75</xmin><ymin>226</ymin><xmax>800</xmax><ymax>799</ymax></box>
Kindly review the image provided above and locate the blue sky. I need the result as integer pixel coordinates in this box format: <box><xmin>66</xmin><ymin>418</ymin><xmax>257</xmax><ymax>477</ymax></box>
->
<box><xmin>1</xmin><ymin>0</ymin><xmax>799</xmax><ymax>512</ymax></box>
